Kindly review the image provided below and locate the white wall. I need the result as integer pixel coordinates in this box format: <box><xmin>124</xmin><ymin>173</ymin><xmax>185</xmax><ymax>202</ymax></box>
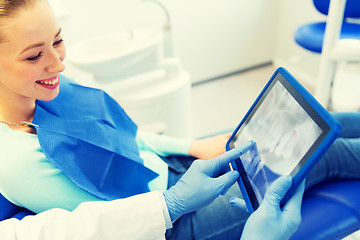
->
<box><xmin>51</xmin><ymin>0</ymin><xmax>278</xmax><ymax>83</ymax></box>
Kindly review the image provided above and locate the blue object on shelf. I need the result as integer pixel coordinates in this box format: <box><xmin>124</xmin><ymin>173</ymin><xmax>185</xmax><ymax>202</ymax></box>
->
<box><xmin>295</xmin><ymin>0</ymin><xmax>360</xmax><ymax>54</ymax></box>
<box><xmin>295</xmin><ymin>22</ymin><xmax>360</xmax><ymax>53</ymax></box>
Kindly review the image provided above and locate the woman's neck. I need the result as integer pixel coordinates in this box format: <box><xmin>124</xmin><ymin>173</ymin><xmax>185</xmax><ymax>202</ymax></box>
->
<box><xmin>0</xmin><ymin>90</ymin><xmax>36</xmax><ymax>133</ymax></box>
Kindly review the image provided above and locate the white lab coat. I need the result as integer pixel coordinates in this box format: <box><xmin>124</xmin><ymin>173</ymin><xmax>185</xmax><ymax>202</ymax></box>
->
<box><xmin>0</xmin><ymin>191</ymin><xmax>170</xmax><ymax>240</ymax></box>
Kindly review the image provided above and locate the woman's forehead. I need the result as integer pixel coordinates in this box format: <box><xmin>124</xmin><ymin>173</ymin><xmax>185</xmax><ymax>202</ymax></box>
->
<box><xmin>1</xmin><ymin>2</ymin><xmax>59</xmax><ymax>47</ymax></box>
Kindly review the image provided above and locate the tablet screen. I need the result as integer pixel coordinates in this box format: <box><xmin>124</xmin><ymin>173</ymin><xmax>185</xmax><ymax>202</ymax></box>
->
<box><xmin>229</xmin><ymin>72</ymin><xmax>330</xmax><ymax>208</ymax></box>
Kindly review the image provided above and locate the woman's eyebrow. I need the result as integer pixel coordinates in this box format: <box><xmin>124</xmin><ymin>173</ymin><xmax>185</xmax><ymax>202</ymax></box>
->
<box><xmin>55</xmin><ymin>28</ymin><xmax>62</xmax><ymax>38</ymax></box>
<box><xmin>20</xmin><ymin>28</ymin><xmax>62</xmax><ymax>54</ymax></box>
<box><xmin>20</xmin><ymin>42</ymin><xmax>44</xmax><ymax>54</ymax></box>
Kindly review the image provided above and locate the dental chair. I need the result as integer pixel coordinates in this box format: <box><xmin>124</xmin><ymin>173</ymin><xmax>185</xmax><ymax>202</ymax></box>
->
<box><xmin>2</xmin><ymin>178</ymin><xmax>360</xmax><ymax>239</ymax></box>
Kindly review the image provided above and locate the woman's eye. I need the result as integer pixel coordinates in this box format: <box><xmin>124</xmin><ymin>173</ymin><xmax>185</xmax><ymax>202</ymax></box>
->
<box><xmin>26</xmin><ymin>52</ymin><xmax>43</xmax><ymax>62</ymax></box>
<box><xmin>53</xmin><ymin>39</ymin><xmax>64</xmax><ymax>46</ymax></box>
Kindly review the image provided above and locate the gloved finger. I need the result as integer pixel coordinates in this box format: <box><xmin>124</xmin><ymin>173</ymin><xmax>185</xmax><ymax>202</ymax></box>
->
<box><xmin>263</xmin><ymin>175</ymin><xmax>292</xmax><ymax>209</ymax></box>
<box><xmin>229</xmin><ymin>197</ymin><xmax>248</xmax><ymax>212</ymax></box>
<box><xmin>203</xmin><ymin>141</ymin><xmax>254</xmax><ymax>177</ymax></box>
<box><xmin>282</xmin><ymin>180</ymin><xmax>305</xmax><ymax>215</ymax></box>
<box><xmin>215</xmin><ymin>170</ymin><xmax>240</xmax><ymax>195</ymax></box>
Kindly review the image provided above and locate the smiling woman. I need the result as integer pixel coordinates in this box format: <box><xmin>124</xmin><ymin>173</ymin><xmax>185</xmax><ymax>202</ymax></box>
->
<box><xmin>0</xmin><ymin>1</ymin><xmax>254</xmax><ymax>239</ymax></box>
<box><xmin>0</xmin><ymin>0</ymin><xmax>65</xmax><ymax>133</ymax></box>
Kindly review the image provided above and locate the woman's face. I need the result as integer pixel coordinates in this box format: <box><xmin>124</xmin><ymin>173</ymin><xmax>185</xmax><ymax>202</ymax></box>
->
<box><xmin>0</xmin><ymin>1</ymin><xmax>66</xmax><ymax>102</ymax></box>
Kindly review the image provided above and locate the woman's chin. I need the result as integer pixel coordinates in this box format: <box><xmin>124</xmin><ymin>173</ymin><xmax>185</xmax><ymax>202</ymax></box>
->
<box><xmin>38</xmin><ymin>88</ymin><xmax>60</xmax><ymax>101</ymax></box>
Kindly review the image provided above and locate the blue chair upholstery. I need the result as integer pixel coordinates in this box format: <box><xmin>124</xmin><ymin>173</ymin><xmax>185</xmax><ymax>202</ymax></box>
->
<box><xmin>291</xmin><ymin>180</ymin><xmax>360</xmax><ymax>240</ymax></box>
<box><xmin>295</xmin><ymin>0</ymin><xmax>360</xmax><ymax>54</ymax></box>
<box><xmin>0</xmin><ymin>192</ymin><xmax>34</xmax><ymax>221</ymax></box>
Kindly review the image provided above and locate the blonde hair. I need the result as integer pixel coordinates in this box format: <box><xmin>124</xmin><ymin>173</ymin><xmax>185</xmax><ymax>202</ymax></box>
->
<box><xmin>0</xmin><ymin>0</ymin><xmax>42</xmax><ymax>42</ymax></box>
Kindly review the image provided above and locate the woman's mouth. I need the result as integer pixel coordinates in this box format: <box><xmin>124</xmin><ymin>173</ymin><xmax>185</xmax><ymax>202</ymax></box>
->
<box><xmin>36</xmin><ymin>76</ymin><xmax>60</xmax><ymax>89</ymax></box>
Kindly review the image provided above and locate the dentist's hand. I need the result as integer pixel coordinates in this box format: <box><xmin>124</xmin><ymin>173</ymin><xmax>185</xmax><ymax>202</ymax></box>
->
<box><xmin>164</xmin><ymin>142</ymin><xmax>253</xmax><ymax>222</ymax></box>
<box><xmin>237</xmin><ymin>175</ymin><xmax>305</xmax><ymax>240</ymax></box>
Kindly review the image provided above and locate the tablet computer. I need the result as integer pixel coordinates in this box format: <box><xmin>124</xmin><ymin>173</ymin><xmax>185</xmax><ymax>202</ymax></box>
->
<box><xmin>226</xmin><ymin>67</ymin><xmax>341</xmax><ymax>213</ymax></box>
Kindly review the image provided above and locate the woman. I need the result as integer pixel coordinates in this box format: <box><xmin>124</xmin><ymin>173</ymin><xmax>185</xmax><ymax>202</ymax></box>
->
<box><xmin>0</xmin><ymin>0</ymin><xmax>248</xmax><ymax>239</ymax></box>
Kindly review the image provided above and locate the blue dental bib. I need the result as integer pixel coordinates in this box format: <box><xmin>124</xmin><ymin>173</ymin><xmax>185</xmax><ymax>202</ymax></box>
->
<box><xmin>32</xmin><ymin>75</ymin><xmax>158</xmax><ymax>200</ymax></box>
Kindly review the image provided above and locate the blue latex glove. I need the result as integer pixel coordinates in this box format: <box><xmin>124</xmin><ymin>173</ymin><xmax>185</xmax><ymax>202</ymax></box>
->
<box><xmin>163</xmin><ymin>141</ymin><xmax>253</xmax><ymax>222</ymax></box>
<box><xmin>231</xmin><ymin>175</ymin><xmax>305</xmax><ymax>240</ymax></box>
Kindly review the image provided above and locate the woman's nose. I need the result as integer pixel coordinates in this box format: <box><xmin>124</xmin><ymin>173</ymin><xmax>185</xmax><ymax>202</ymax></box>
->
<box><xmin>46</xmin><ymin>49</ymin><xmax>66</xmax><ymax>73</ymax></box>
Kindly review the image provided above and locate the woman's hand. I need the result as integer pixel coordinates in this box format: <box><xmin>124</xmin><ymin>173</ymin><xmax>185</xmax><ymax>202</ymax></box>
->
<box><xmin>189</xmin><ymin>133</ymin><xmax>231</xmax><ymax>160</ymax></box>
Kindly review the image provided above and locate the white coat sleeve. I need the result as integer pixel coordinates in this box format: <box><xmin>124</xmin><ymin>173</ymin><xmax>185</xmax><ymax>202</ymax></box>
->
<box><xmin>0</xmin><ymin>191</ymin><xmax>172</xmax><ymax>240</ymax></box>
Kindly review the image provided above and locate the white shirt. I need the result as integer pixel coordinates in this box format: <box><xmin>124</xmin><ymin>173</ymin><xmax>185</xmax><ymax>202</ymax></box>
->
<box><xmin>0</xmin><ymin>191</ymin><xmax>172</xmax><ymax>240</ymax></box>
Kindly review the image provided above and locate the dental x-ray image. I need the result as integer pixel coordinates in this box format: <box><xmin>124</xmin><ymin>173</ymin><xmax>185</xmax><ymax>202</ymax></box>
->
<box><xmin>233</xmin><ymin>80</ymin><xmax>322</xmax><ymax>205</ymax></box>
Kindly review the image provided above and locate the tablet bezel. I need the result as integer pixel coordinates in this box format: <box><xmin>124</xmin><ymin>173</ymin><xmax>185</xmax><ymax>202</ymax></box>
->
<box><xmin>226</xmin><ymin>67</ymin><xmax>341</xmax><ymax>213</ymax></box>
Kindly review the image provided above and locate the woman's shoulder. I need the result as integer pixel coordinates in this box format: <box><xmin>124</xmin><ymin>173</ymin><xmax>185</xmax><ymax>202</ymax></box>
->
<box><xmin>0</xmin><ymin>125</ymin><xmax>41</xmax><ymax>168</ymax></box>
